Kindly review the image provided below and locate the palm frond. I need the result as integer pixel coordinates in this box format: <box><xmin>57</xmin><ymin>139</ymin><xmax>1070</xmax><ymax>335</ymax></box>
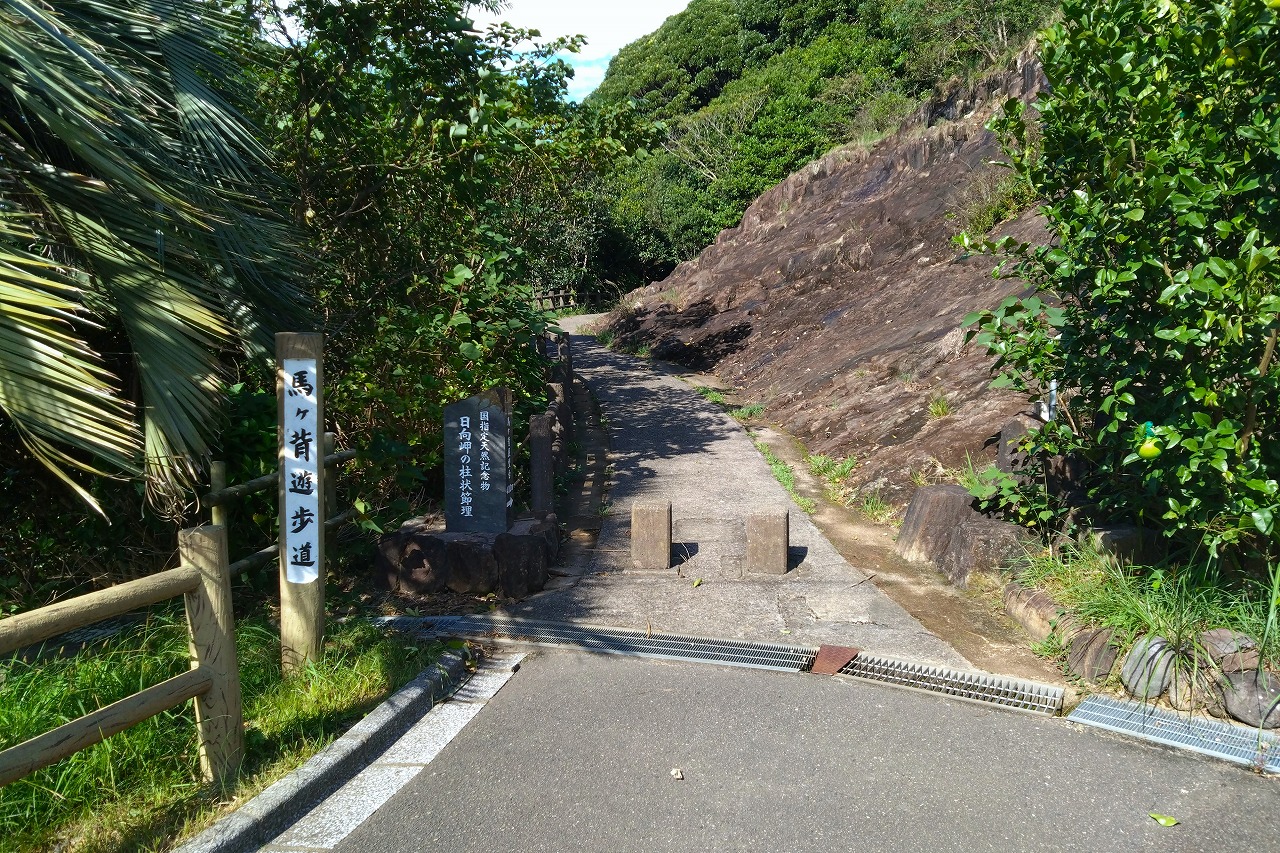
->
<box><xmin>0</xmin><ymin>0</ymin><xmax>310</xmax><ymax>513</ymax></box>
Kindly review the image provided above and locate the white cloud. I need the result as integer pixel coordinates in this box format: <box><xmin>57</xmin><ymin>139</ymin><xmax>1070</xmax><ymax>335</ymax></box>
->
<box><xmin>468</xmin><ymin>1</ymin><xmax>690</xmax><ymax>99</ymax></box>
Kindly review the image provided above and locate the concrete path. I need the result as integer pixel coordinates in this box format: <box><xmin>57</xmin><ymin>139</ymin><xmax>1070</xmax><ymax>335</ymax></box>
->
<box><xmin>223</xmin><ymin>317</ymin><xmax>1277</xmax><ymax>853</ymax></box>
<box><xmin>516</xmin><ymin>318</ymin><xmax>967</xmax><ymax>669</ymax></box>
<box><xmin>332</xmin><ymin>650</ymin><xmax>1277</xmax><ymax>853</ymax></box>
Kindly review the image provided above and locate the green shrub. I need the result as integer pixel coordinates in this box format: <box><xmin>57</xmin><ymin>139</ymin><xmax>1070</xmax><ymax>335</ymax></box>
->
<box><xmin>963</xmin><ymin>0</ymin><xmax>1280</xmax><ymax>567</ymax></box>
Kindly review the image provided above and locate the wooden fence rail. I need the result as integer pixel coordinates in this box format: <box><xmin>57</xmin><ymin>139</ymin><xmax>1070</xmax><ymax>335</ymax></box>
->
<box><xmin>203</xmin><ymin>432</ymin><xmax>357</xmax><ymax>672</ymax></box>
<box><xmin>0</xmin><ymin>526</ymin><xmax>242</xmax><ymax>789</ymax></box>
<box><xmin>534</xmin><ymin>289</ymin><xmax>578</xmax><ymax>312</ymax></box>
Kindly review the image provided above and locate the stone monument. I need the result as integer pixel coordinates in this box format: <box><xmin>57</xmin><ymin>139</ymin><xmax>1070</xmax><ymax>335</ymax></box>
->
<box><xmin>444</xmin><ymin>387</ymin><xmax>513</xmax><ymax>533</ymax></box>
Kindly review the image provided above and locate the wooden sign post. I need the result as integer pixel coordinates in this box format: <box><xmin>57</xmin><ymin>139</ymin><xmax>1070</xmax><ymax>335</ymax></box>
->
<box><xmin>277</xmin><ymin>332</ymin><xmax>324</xmax><ymax>674</ymax></box>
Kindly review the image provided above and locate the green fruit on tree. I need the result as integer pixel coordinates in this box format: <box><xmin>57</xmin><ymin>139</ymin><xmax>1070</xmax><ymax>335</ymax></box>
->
<box><xmin>1138</xmin><ymin>439</ymin><xmax>1162</xmax><ymax>459</ymax></box>
<box><xmin>1266</xmin><ymin>0</ymin><xmax>1280</xmax><ymax>11</ymax></box>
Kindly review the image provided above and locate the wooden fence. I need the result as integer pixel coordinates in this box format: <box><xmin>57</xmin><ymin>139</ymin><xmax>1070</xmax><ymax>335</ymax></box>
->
<box><xmin>534</xmin><ymin>289</ymin><xmax>578</xmax><ymax>312</ymax></box>
<box><xmin>0</xmin><ymin>436</ymin><xmax>358</xmax><ymax>790</ymax></box>
<box><xmin>0</xmin><ymin>527</ymin><xmax>242</xmax><ymax>788</ymax></box>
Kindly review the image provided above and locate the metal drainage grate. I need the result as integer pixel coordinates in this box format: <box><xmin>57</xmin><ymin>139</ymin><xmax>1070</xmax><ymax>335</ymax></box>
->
<box><xmin>1069</xmin><ymin>694</ymin><xmax>1280</xmax><ymax>773</ymax></box>
<box><xmin>839</xmin><ymin>654</ymin><xmax>1064</xmax><ymax>716</ymax></box>
<box><xmin>441</xmin><ymin>615</ymin><xmax>817</xmax><ymax>673</ymax></box>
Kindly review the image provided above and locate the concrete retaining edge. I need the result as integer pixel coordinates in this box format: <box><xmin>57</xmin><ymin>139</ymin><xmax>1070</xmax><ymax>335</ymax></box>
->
<box><xmin>172</xmin><ymin>648</ymin><xmax>473</xmax><ymax>853</ymax></box>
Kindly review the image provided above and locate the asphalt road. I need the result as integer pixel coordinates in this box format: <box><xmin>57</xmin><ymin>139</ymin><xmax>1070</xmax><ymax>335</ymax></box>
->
<box><xmin>333</xmin><ymin>650</ymin><xmax>1277</xmax><ymax>853</ymax></box>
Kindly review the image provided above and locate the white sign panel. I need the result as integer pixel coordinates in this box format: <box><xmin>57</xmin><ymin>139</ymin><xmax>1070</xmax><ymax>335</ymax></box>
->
<box><xmin>282</xmin><ymin>358</ymin><xmax>320</xmax><ymax>584</ymax></box>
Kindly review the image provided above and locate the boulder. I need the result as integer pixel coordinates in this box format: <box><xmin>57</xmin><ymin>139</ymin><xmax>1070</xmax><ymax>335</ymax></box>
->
<box><xmin>494</xmin><ymin>516</ymin><xmax>558</xmax><ymax>598</ymax></box>
<box><xmin>937</xmin><ymin>517</ymin><xmax>1032</xmax><ymax>586</ymax></box>
<box><xmin>1120</xmin><ymin>635</ymin><xmax>1175</xmax><ymax>699</ymax></box>
<box><xmin>1168</xmin><ymin>665</ymin><xmax>1229</xmax><ymax>718</ymax></box>
<box><xmin>1199</xmin><ymin>629</ymin><xmax>1260</xmax><ymax>672</ymax></box>
<box><xmin>1066</xmin><ymin>628</ymin><xmax>1120</xmax><ymax>684</ymax></box>
<box><xmin>375</xmin><ymin>515</ymin><xmax>446</xmax><ymax>592</ymax></box>
<box><xmin>374</xmin><ymin>514</ymin><xmax>561</xmax><ymax>599</ymax></box>
<box><xmin>398</xmin><ymin>535</ymin><xmax>450</xmax><ymax>594</ymax></box>
<box><xmin>1223</xmin><ymin>671</ymin><xmax>1280</xmax><ymax>729</ymax></box>
<box><xmin>1085</xmin><ymin>525</ymin><xmax>1154</xmax><ymax>567</ymax></box>
<box><xmin>443</xmin><ymin>533</ymin><xmax>500</xmax><ymax>594</ymax></box>
<box><xmin>1220</xmin><ymin>650</ymin><xmax>1264</xmax><ymax>673</ymax></box>
<box><xmin>896</xmin><ymin>484</ymin><xmax>982</xmax><ymax>565</ymax></box>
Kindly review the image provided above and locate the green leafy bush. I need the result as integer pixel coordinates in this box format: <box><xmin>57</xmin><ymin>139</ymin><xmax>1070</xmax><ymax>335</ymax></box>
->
<box><xmin>963</xmin><ymin>0</ymin><xmax>1279</xmax><ymax>566</ymax></box>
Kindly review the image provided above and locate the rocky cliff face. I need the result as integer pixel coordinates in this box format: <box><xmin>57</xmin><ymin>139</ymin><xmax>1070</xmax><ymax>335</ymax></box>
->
<box><xmin>605</xmin><ymin>52</ymin><xmax>1051</xmax><ymax>506</ymax></box>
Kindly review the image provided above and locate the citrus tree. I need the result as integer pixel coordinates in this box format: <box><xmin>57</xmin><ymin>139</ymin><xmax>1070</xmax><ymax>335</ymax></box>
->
<box><xmin>964</xmin><ymin>0</ymin><xmax>1279</xmax><ymax>567</ymax></box>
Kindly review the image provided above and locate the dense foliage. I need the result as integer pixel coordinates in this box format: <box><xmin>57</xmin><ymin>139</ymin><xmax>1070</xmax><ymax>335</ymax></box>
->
<box><xmin>0</xmin><ymin>0</ymin><xmax>308</xmax><ymax>513</ymax></box>
<box><xmin>964</xmin><ymin>0</ymin><xmax>1279</xmax><ymax>568</ymax></box>
<box><xmin>589</xmin><ymin>0</ymin><xmax>1047</xmax><ymax>283</ymax></box>
<box><xmin>255</xmin><ymin>0</ymin><xmax>652</xmax><ymax>517</ymax></box>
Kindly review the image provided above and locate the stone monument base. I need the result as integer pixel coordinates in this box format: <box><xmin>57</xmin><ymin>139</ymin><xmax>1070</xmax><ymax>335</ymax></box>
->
<box><xmin>376</xmin><ymin>513</ymin><xmax>558</xmax><ymax>599</ymax></box>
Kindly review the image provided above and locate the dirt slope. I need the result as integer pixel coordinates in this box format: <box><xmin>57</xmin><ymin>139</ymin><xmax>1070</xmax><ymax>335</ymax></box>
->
<box><xmin>606</xmin><ymin>52</ymin><xmax>1050</xmax><ymax>505</ymax></box>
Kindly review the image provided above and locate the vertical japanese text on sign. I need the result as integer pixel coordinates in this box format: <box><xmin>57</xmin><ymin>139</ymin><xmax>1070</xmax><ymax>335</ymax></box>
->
<box><xmin>282</xmin><ymin>360</ymin><xmax>320</xmax><ymax>583</ymax></box>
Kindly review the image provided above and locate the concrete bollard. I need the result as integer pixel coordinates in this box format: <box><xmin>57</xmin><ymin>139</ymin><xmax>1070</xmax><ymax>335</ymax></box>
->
<box><xmin>631</xmin><ymin>501</ymin><xmax>672</xmax><ymax>571</ymax></box>
<box><xmin>747</xmin><ymin>508</ymin><xmax>789</xmax><ymax>574</ymax></box>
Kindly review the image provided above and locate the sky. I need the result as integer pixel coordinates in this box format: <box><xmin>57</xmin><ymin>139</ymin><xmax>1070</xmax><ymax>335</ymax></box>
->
<box><xmin>467</xmin><ymin>1</ymin><xmax>691</xmax><ymax>101</ymax></box>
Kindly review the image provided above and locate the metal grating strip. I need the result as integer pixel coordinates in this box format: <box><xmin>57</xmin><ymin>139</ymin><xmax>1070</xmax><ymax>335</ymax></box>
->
<box><xmin>839</xmin><ymin>654</ymin><xmax>1064</xmax><ymax>716</ymax></box>
<box><xmin>442</xmin><ymin>615</ymin><xmax>817</xmax><ymax>672</ymax></box>
<box><xmin>1069</xmin><ymin>695</ymin><xmax>1280</xmax><ymax>773</ymax></box>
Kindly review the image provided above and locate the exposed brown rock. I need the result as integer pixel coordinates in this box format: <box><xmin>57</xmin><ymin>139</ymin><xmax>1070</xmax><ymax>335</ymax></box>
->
<box><xmin>606</xmin><ymin>53</ymin><xmax>1051</xmax><ymax>506</ymax></box>
<box><xmin>1066</xmin><ymin>627</ymin><xmax>1120</xmax><ymax>685</ymax></box>
<box><xmin>895</xmin><ymin>484</ymin><xmax>982</xmax><ymax>565</ymax></box>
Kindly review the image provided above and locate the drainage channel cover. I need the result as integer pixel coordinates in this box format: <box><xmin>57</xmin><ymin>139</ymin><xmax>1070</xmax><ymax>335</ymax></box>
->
<box><xmin>1069</xmin><ymin>695</ymin><xmax>1280</xmax><ymax>773</ymax></box>
<box><xmin>441</xmin><ymin>615</ymin><xmax>816</xmax><ymax>672</ymax></box>
<box><xmin>839</xmin><ymin>654</ymin><xmax>1064</xmax><ymax>716</ymax></box>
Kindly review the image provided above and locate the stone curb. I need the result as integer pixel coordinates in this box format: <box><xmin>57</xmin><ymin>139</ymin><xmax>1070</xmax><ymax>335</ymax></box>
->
<box><xmin>173</xmin><ymin>649</ymin><xmax>473</xmax><ymax>853</ymax></box>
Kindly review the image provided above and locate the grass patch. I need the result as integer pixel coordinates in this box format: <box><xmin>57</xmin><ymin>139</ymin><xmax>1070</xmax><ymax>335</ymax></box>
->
<box><xmin>752</xmin><ymin>438</ymin><xmax>816</xmax><ymax>514</ymax></box>
<box><xmin>909</xmin><ymin>452</ymin><xmax>983</xmax><ymax>491</ymax></box>
<box><xmin>695</xmin><ymin>386</ymin><xmax>726</xmax><ymax>406</ymax></box>
<box><xmin>806</xmin><ymin>453</ymin><xmax>859</xmax><ymax>505</ymax></box>
<box><xmin>858</xmin><ymin>491</ymin><xmax>899</xmax><ymax>525</ymax></box>
<box><xmin>950</xmin><ymin>169</ymin><xmax>1039</xmax><ymax>236</ymax></box>
<box><xmin>0</xmin><ymin>612</ymin><xmax>447</xmax><ymax>853</ymax></box>
<box><xmin>807</xmin><ymin>453</ymin><xmax>857</xmax><ymax>483</ymax></box>
<box><xmin>594</xmin><ymin>328</ymin><xmax>614</xmax><ymax>347</ymax></box>
<box><xmin>730</xmin><ymin>402</ymin><xmax>764</xmax><ymax>420</ymax></box>
<box><xmin>1017</xmin><ymin>544</ymin><xmax>1280</xmax><ymax>665</ymax></box>
<box><xmin>927</xmin><ymin>394</ymin><xmax>952</xmax><ymax>419</ymax></box>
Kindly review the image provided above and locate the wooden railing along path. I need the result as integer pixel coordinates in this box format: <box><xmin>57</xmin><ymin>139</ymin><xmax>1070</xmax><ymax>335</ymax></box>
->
<box><xmin>0</xmin><ymin>527</ymin><xmax>242</xmax><ymax>787</ymax></box>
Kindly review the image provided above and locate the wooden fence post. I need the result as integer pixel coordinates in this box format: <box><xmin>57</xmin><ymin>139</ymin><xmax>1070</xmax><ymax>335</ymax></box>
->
<box><xmin>179</xmin><ymin>525</ymin><xmax>243</xmax><ymax>787</ymax></box>
<box><xmin>210</xmin><ymin>461</ymin><xmax>227</xmax><ymax>529</ymax></box>
<box><xmin>530</xmin><ymin>414</ymin><xmax>554</xmax><ymax>514</ymax></box>
<box><xmin>277</xmin><ymin>332</ymin><xmax>325</xmax><ymax>674</ymax></box>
